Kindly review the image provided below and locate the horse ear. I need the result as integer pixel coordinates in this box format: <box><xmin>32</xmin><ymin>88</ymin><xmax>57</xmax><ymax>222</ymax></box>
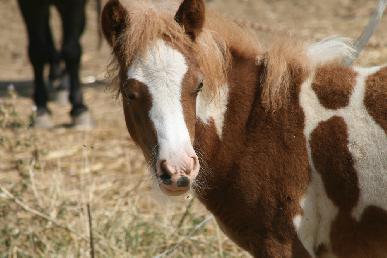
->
<box><xmin>101</xmin><ymin>0</ymin><xmax>128</xmax><ymax>46</ymax></box>
<box><xmin>175</xmin><ymin>0</ymin><xmax>205</xmax><ymax>41</ymax></box>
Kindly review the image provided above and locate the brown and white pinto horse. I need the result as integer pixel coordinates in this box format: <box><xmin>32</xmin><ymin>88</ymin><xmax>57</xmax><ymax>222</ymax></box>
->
<box><xmin>101</xmin><ymin>0</ymin><xmax>387</xmax><ymax>257</ymax></box>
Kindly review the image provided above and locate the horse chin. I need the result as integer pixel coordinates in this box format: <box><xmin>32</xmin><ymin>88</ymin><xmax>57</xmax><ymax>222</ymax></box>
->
<box><xmin>159</xmin><ymin>184</ymin><xmax>190</xmax><ymax>197</ymax></box>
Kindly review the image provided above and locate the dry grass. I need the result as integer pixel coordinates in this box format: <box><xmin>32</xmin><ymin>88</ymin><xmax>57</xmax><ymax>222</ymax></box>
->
<box><xmin>0</xmin><ymin>86</ymin><xmax>248</xmax><ymax>257</ymax></box>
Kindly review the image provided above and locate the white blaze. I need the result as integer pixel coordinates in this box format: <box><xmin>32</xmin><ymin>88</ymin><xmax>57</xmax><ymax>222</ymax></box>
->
<box><xmin>127</xmin><ymin>40</ymin><xmax>192</xmax><ymax>162</ymax></box>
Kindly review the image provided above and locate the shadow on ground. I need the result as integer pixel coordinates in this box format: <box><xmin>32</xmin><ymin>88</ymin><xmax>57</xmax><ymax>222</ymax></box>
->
<box><xmin>0</xmin><ymin>80</ymin><xmax>33</xmax><ymax>98</ymax></box>
<box><xmin>0</xmin><ymin>80</ymin><xmax>106</xmax><ymax>99</ymax></box>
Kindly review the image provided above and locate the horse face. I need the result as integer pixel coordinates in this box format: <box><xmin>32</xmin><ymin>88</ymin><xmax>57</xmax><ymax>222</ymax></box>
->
<box><xmin>102</xmin><ymin>0</ymin><xmax>206</xmax><ymax>196</ymax></box>
<box><xmin>122</xmin><ymin>39</ymin><xmax>203</xmax><ymax>196</ymax></box>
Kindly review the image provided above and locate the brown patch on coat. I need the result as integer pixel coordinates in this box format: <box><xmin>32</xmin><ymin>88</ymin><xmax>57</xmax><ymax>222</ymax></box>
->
<box><xmin>181</xmin><ymin>65</ymin><xmax>202</xmax><ymax>142</ymax></box>
<box><xmin>312</xmin><ymin>64</ymin><xmax>357</xmax><ymax>110</ymax></box>
<box><xmin>310</xmin><ymin>116</ymin><xmax>387</xmax><ymax>257</ymax></box>
<box><xmin>315</xmin><ymin>244</ymin><xmax>329</xmax><ymax>257</ymax></box>
<box><xmin>331</xmin><ymin>206</ymin><xmax>387</xmax><ymax>258</ymax></box>
<box><xmin>121</xmin><ymin>79</ymin><xmax>157</xmax><ymax>162</ymax></box>
<box><xmin>364</xmin><ymin>66</ymin><xmax>387</xmax><ymax>133</ymax></box>
<box><xmin>310</xmin><ymin>116</ymin><xmax>359</xmax><ymax>211</ymax></box>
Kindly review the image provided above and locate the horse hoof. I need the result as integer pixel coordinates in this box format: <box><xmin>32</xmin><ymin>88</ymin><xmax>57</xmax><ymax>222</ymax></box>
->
<box><xmin>31</xmin><ymin>110</ymin><xmax>54</xmax><ymax>129</ymax></box>
<box><xmin>71</xmin><ymin>111</ymin><xmax>95</xmax><ymax>130</ymax></box>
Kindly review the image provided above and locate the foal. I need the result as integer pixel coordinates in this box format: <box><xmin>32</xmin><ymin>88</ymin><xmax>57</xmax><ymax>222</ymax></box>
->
<box><xmin>102</xmin><ymin>0</ymin><xmax>387</xmax><ymax>257</ymax></box>
<box><xmin>18</xmin><ymin>0</ymin><xmax>97</xmax><ymax>129</ymax></box>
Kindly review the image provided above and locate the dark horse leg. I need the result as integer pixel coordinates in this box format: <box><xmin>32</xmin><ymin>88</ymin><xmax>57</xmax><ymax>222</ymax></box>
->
<box><xmin>54</xmin><ymin>0</ymin><xmax>93</xmax><ymax>129</ymax></box>
<box><xmin>46</xmin><ymin>21</ymin><xmax>64</xmax><ymax>89</ymax></box>
<box><xmin>54</xmin><ymin>0</ymin><xmax>94</xmax><ymax>128</ymax></box>
<box><xmin>17</xmin><ymin>0</ymin><xmax>54</xmax><ymax>128</ymax></box>
<box><xmin>46</xmin><ymin>24</ymin><xmax>70</xmax><ymax>105</ymax></box>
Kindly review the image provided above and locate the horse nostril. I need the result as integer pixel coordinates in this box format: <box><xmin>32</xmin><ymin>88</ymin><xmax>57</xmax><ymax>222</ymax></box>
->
<box><xmin>160</xmin><ymin>173</ymin><xmax>172</xmax><ymax>185</ymax></box>
<box><xmin>176</xmin><ymin>176</ymin><xmax>190</xmax><ymax>188</ymax></box>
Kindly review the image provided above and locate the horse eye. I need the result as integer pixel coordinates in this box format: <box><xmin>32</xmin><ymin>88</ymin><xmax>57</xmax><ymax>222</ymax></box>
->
<box><xmin>194</xmin><ymin>82</ymin><xmax>204</xmax><ymax>95</ymax></box>
<box><xmin>122</xmin><ymin>89</ymin><xmax>138</xmax><ymax>102</ymax></box>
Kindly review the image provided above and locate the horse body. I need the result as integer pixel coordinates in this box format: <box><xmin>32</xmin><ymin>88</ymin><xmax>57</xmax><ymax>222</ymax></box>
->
<box><xmin>101</xmin><ymin>0</ymin><xmax>387</xmax><ymax>257</ymax></box>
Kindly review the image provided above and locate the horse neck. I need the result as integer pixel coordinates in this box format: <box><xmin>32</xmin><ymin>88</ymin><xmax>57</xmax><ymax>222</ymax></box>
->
<box><xmin>194</xmin><ymin>44</ymin><xmax>263</xmax><ymax>172</ymax></box>
<box><xmin>194</xmin><ymin>40</ymin><xmax>307</xmax><ymax>188</ymax></box>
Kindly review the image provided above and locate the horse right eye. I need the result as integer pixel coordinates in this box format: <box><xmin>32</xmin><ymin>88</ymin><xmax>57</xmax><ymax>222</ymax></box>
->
<box><xmin>122</xmin><ymin>89</ymin><xmax>138</xmax><ymax>102</ymax></box>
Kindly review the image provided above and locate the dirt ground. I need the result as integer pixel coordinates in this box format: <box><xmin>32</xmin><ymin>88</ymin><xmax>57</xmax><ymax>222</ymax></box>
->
<box><xmin>0</xmin><ymin>0</ymin><xmax>385</xmax><ymax>257</ymax></box>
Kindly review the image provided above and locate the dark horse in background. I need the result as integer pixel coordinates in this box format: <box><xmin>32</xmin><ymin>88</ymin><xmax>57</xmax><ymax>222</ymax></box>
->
<box><xmin>17</xmin><ymin>0</ymin><xmax>102</xmax><ymax>129</ymax></box>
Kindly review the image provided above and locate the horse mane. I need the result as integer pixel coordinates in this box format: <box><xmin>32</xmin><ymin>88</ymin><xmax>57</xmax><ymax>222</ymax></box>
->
<box><xmin>259</xmin><ymin>36</ymin><xmax>355</xmax><ymax>112</ymax></box>
<box><xmin>259</xmin><ymin>38</ymin><xmax>310</xmax><ymax>112</ymax></box>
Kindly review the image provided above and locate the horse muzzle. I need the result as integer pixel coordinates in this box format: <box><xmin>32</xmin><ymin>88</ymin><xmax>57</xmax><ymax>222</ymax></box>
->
<box><xmin>156</xmin><ymin>155</ymin><xmax>200</xmax><ymax>196</ymax></box>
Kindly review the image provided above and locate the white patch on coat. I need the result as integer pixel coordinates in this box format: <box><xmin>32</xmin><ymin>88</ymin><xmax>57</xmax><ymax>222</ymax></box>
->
<box><xmin>349</xmin><ymin>66</ymin><xmax>387</xmax><ymax>220</ymax></box>
<box><xmin>296</xmin><ymin>64</ymin><xmax>387</xmax><ymax>257</ymax></box>
<box><xmin>127</xmin><ymin>39</ymin><xmax>193</xmax><ymax>162</ymax></box>
<box><xmin>293</xmin><ymin>195</ymin><xmax>317</xmax><ymax>257</ymax></box>
<box><xmin>297</xmin><ymin>75</ymin><xmax>339</xmax><ymax>256</ymax></box>
<box><xmin>196</xmin><ymin>85</ymin><xmax>229</xmax><ymax>137</ymax></box>
<box><xmin>293</xmin><ymin>175</ymin><xmax>338</xmax><ymax>258</ymax></box>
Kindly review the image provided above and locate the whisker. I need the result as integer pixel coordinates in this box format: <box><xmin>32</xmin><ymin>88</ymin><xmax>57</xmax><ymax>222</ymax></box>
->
<box><xmin>191</xmin><ymin>146</ymin><xmax>213</xmax><ymax>195</ymax></box>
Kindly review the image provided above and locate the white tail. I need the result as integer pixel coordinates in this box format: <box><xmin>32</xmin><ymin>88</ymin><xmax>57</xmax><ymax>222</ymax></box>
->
<box><xmin>307</xmin><ymin>37</ymin><xmax>356</xmax><ymax>65</ymax></box>
<box><xmin>344</xmin><ymin>0</ymin><xmax>386</xmax><ymax>65</ymax></box>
